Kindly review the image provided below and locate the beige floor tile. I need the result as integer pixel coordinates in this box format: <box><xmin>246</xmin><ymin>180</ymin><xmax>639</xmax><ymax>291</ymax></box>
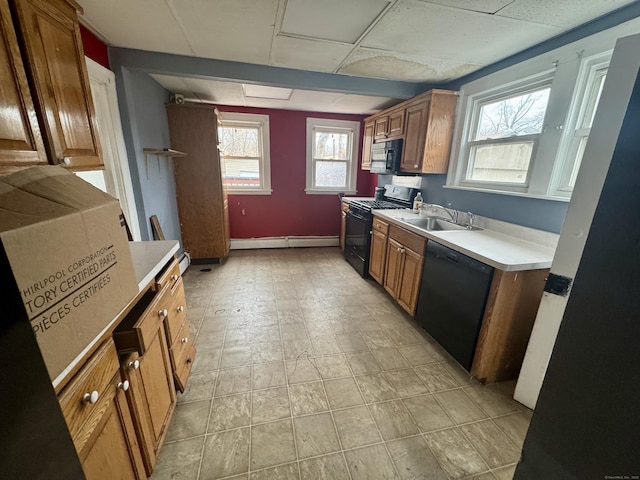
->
<box><xmin>201</xmin><ymin>427</ymin><xmax>250</xmax><ymax>478</ymax></box>
<box><xmin>441</xmin><ymin>361</ymin><xmax>478</xmax><ymax>386</ymax></box>
<box><xmin>468</xmin><ymin>473</ymin><xmax>497</xmax><ymax>480</ymax></box>
<box><xmin>251</xmin><ymin>420</ymin><xmax>297</xmax><ymax>470</ymax></box>
<box><xmin>250</xmin><ymin>462</ymin><xmax>299</xmax><ymax>480</ymax></box>
<box><xmin>493</xmin><ymin>464</ymin><xmax>517</xmax><ymax>480</ymax></box>
<box><xmin>278</xmin><ymin>310</ymin><xmax>305</xmax><ymax>325</ymax></box>
<box><xmin>281</xmin><ymin>324</ymin><xmax>309</xmax><ymax>340</ymax></box>
<box><xmin>215</xmin><ymin>366</ymin><xmax>252</xmax><ymax>396</ymax></box>
<box><xmin>464</xmin><ymin>385</ymin><xmax>519</xmax><ymax>417</ymax></box>
<box><xmin>191</xmin><ymin>348</ymin><xmax>221</xmax><ymax>374</ymax></box>
<box><xmin>252</xmin><ymin>341</ymin><xmax>284</xmax><ymax>363</ymax></box>
<box><xmin>332</xmin><ymin>406</ymin><xmax>381</xmax><ymax>449</ymax></box>
<box><xmin>336</xmin><ymin>333</ymin><xmax>368</xmax><ymax>353</ymax></box>
<box><xmin>208</xmin><ymin>392</ymin><xmax>251</xmax><ymax>433</ymax></box>
<box><xmin>283</xmin><ymin>338</ymin><xmax>314</xmax><ymax>360</ymax></box>
<box><xmin>299</xmin><ymin>453</ymin><xmax>350</xmax><ymax>480</ymax></box>
<box><xmin>313</xmin><ymin>354</ymin><xmax>351</xmax><ymax>379</ymax></box>
<box><xmin>492</xmin><ymin>412</ymin><xmax>531</xmax><ymax>449</ymax></box>
<box><xmin>386</xmin><ymin>328</ymin><xmax>423</xmax><ymax>346</ymax></box>
<box><xmin>413</xmin><ymin>363</ymin><xmax>459</xmax><ymax>392</ymax></box>
<box><xmin>310</xmin><ymin>335</ymin><xmax>341</xmax><ymax>355</ymax></box>
<box><xmin>252</xmin><ymin>361</ymin><xmax>287</xmax><ymax>390</ymax></box>
<box><xmin>369</xmin><ymin>400</ymin><xmax>420</xmax><ymax>440</ymax></box>
<box><xmin>294</xmin><ymin>412</ymin><xmax>341</xmax><ymax>458</ymax></box>
<box><xmin>460</xmin><ymin>420</ymin><xmax>521</xmax><ymax>469</ymax></box>
<box><xmin>344</xmin><ymin>444</ymin><xmax>400</xmax><ymax>480</ymax></box>
<box><xmin>435</xmin><ymin>389</ymin><xmax>487</xmax><ymax>425</ymax></box>
<box><xmin>285</xmin><ymin>358</ymin><xmax>322</xmax><ymax>384</ymax></box>
<box><xmin>195</xmin><ymin>330</ymin><xmax>225</xmax><ymax>349</ymax></box>
<box><xmin>220</xmin><ymin>346</ymin><xmax>253</xmax><ymax>368</ymax></box>
<box><xmin>276</xmin><ymin>298</ymin><xmax>301</xmax><ymax>311</ymax></box>
<box><xmin>387</xmin><ymin>436</ymin><xmax>448</xmax><ymax>480</ymax></box>
<box><xmin>354</xmin><ymin>373</ymin><xmax>400</xmax><ymax>403</ymax></box>
<box><xmin>324</xmin><ymin>377</ymin><xmax>364</xmax><ymax>409</ymax></box>
<box><xmin>151</xmin><ymin>437</ymin><xmax>203</xmax><ymax>480</ymax></box>
<box><xmin>289</xmin><ymin>381</ymin><xmax>329</xmax><ymax>416</ymax></box>
<box><xmin>397</xmin><ymin>344</ymin><xmax>439</xmax><ymax>366</ymax></box>
<box><xmin>402</xmin><ymin>394</ymin><xmax>454</xmax><ymax>433</ymax></box>
<box><xmin>424</xmin><ymin>427</ymin><xmax>489</xmax><ymax>479</ymax></box>
<box><xmin>252</xmin><ymin>387</ymin><xmax>291</xmax><ymax>424</ymax></box>
<box><xmin>371</xmin><ymin>347</ymin><xmax>410</xmax><ymax>371</ymax></box>
<box><xmin>360</xmin><ymin>330</ymin><xmax>395</xmax><ymax>349</ymax></box>
<box><xmin>164</xmin><ymin>400</ymin><xmax>211</xmax><ymax>442</ymax></box>
<box><xmin>384</xmin><ymin>368</ymin><xmax>429</xmax><ymax>397</ymax></box>
<box><xmin>345</xmin><ymin>352</ymin><xmax>382</xmax><ymax>375</ymax></box>
<box><xmin>177</xmin><ymin>371</ymin><xmax>217</xmax><ymax>404</ymax></box>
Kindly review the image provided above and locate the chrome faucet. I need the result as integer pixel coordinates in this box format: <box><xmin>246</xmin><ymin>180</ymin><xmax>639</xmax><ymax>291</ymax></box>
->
<box><xmin>466</xmin><ymin>212</ymin><xmax>475</xmax><ymax>230</ymax></box>
<box><xmin>425</xmin><ymin>204</ymin><xmax>458</xmax><ymax>223</ymax></box>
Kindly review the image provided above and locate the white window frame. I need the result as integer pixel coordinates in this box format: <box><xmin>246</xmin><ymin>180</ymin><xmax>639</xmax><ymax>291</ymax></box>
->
<box><xmin>305</xmin><ymin>118</ymin><xmax>360</xmax><ymax>195</ymax></box>
<box><xmin>218</xmin><ymin>112</ymin><xmax>271</xmax><ymax>195</ymax></box>
<box><xmin>550</xmin><ymin>51</ymin><xmax>611</xmax><ymax>197</ymax></box>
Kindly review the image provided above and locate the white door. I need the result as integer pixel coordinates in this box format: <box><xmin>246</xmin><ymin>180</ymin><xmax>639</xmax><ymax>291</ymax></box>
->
<box><xmin>80</xmin><ymin>57</ymin><xmax>142</xmax><ymax>241</ymax></box>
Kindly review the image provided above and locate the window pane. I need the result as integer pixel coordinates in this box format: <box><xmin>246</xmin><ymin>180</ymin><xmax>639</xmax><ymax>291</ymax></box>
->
<box><xmin>568</xmin><ymin>136</ymin><xmax>588</xmax><ymax>188</ymax></box>
<box><xmin>475</xmin><ymin>88</ymin><xmax>550</xmax><ymax>140</ymax></box>
<box><xmin>314</xmin><ymin>131</ymin><xmax>349</xmax><ymax>160</ymax></box>
<box><xmin>219</xmin><ymin>126</ymin><xmax>260</xmax><ymax>157</ymax></box>
<box><xmin>315</xmin><ymin>161</ymin><xmax>347</xmax><ymax>187</ymax></box>
<box><xmin>581</xmin><ymin>69</ymin><xmax>607</xmax><ymax>129</ymax></box>
<box><xmin>468</xmin><ymin>142</ymin><xmax>533</xmax><ymax>184</ymax></box>
<box><xmin>223</xmin><ymin>158</ymin><xmax>260</xmax><ymax>187</ymax></box>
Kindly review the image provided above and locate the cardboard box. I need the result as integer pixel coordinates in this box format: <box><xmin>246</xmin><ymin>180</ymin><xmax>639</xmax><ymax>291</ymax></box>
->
<box><xmin>0</xmin><ymin>166</ymin><xmax>138</xmax><ymax>382</ymax></box>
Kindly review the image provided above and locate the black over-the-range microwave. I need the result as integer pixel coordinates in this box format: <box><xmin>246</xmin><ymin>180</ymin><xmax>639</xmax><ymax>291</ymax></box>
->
<box><xmin>370</xmin><ymin>139</ymin><xmax>403</xmax><ymax>174</ymax></box>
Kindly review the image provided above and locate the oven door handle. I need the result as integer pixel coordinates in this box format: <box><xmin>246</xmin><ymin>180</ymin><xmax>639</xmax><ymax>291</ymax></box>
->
<box><xmin>346</xmin><ymin>209</ymin><xmax>368</xmax><ymax>222</ymax></box>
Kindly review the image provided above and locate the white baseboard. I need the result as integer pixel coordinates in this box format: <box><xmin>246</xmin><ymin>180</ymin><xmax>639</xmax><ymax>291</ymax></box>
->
<box><xmin>230</xmin><ymin>236</ymin><xmax>339</xmax><ymax>250</ymax></box>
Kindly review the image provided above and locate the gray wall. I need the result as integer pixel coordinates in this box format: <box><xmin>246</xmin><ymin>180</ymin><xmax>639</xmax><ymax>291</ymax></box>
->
<box><xmin>114</xmin><ymin>67</ymin><xmax>181</xmax><ymax>244</ymax></box>
<box><xmin>378</xmin><ymin>174</ymin><xmax>569</xmax><ymax>233</ymax></box>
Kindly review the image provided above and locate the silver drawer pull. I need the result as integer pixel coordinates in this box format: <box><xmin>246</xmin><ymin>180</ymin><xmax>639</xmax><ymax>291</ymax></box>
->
<box><xmin>177</xmin><ymin>305</ymin><xmax>184</xmax><ymax>312</ymax></box>
<box><xmin>158</xmin><ymin>309</ymin><xmax>168</xmax><ymax>317</ymax></box>
<box><xmin>117</xmin><ymin>381</ymin><xmax>130</xmax><ymax>392</ymax></box>
<box><xmin>128</xmin><ymin>360</ymin><xmax>140</xmax><ymax>370</ymax></box>
<box><xmin>170</xmin><ymin>274</ymin><xmax>179</xmax><ymax>281</ymax></box>
<box><xmin>181</xmin><ymin>337</ymin><xmax>189</xmax><ymax>344</ymax></box>
<box><xmin>82</xmin><ymin>391</ymin><xmax>99</xmax><ymax>405</ymax></box>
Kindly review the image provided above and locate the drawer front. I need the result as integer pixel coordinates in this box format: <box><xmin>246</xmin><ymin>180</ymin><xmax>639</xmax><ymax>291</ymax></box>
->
<box><xmin>113</xmin><ymin>288</ymin><xmax>164</xmax><ymax>356</ymax></box>
<box><xmin>59</xmin><ymin>339</ymin><xmax>120</xmax><ymax>444</ymax></box>
<box><xmin>156</xmin><ymin>258</ymin><xmax>180</xmax><ymax>292</ymax></box>
<box><xmin>373</xmin><ymin>217</ymin><xmax>389</xmax><ymax>235</ymax></box>
<box><xmin>164</xmin><ymin>278</ymin><xmax>187</xmax><ymax>346</ymax></box>
<box><xmin>389</xmin><ymin>224</ymin><xmax>427</xmax><ymax>255</ymax></box>
<box><xmin>170</xmin><ymin>319</ymin><xmax>196</xmax><ymax>393</ymax></box>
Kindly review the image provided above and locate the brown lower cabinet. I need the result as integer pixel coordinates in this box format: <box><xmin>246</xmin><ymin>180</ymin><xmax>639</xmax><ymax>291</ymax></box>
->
<box><xmin>369</xmin><ymin>217</ymin><xmax>389</xmax><ymax>284</ymax></box>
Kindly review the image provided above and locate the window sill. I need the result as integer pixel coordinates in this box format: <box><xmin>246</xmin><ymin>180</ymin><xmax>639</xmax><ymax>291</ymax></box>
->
<box><xmin>225</xmin><ymin>188</ymin><xmax>273</xmax><ymax>195</ymax></box>
<box><xmin>444</xmin><ymin>184</ymin><xmax>571</xmax><ymax>202</ymax></box>
<box><xmin>305</xmin><ymin>189</ymin><xmax>357</xmax><ymax>195</ymax></box>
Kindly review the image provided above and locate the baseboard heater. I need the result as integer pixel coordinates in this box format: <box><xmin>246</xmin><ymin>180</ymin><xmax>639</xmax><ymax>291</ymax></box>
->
<box><xmin>230</xmin><ymin>236</ymin><xmax>339</xmax><ymax>250</ymax></box>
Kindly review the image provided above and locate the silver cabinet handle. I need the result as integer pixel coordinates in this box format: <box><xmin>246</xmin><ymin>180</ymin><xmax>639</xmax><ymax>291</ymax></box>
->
<box><xmin>170</xmin><ymin>274</ymin><xmax>179</xmax><ymax>281</ymax></box>
<box><xmin>117</xmin><ymin>381</ymin><xmax>130</xmax><ymax>392</ymax></box>
<box><xmin>177</xmin><ymin>305</ymin><xmax>184</xmax><ymax>312</ymax></box>
<box><xmin>82</xmin><ymin>391</ymin><xmax>99</xmax><ymax>404</ymax></box>
<box><xmin>128</xmin><ymin>360</ymin><xmax>140</xmax><ymax>370</ymax></box>
<box><xmin>158</xmin><ymin>309</ymin><xmax>168</xmax><ymax>317</ymax></box>
<box><xmin>181</xmin><ymin>337</ymin><xmax>189</xmax><ymax>344</ymax></box>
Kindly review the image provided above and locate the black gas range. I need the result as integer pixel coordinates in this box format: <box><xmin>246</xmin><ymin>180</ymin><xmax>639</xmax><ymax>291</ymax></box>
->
<box><xmin>344</xmin><ymin>184</ymin><xmax>417</xmax><ymax>277</ymax></box>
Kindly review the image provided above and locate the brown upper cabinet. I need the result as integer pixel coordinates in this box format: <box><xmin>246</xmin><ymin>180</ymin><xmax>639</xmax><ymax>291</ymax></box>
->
<box><xmin>361</xmin><ymin>120</ymin><xmax>374</xmax><ymax>170</ymax></box>
<box><xmin>363</xmin><ymin>89</ymin><xmax>458</xmax><ymax>174</ymax></box>
<box><xmin>1</xmin><ymin>0</ymin><xmax>102</xmax><ymax>173</ymax></box>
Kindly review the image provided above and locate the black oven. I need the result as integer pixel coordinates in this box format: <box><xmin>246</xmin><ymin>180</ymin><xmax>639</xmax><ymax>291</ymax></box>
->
<box><xmin>344</xmin><ymin>204</ymin><xmax>372</xmax><ymax>277</ymax></box>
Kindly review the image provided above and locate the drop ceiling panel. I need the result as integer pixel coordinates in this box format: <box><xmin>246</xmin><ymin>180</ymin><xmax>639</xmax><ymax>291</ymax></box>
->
<box><xmin>80</xmin><ymin>0</ymin><xmax>193</xmax><ymax>55</ymax></box>
<box><xmin>329</xmin><ymin>94</ymin><xmax>400</xmax><ymax>114</ymax></box>
<box><xmin>149</xmin><ymin>74</ymin><xmax>194</xmax><ymax>97</ymax></box>
<box><xmin>271</xmin><ymin>36</ymin><xmax>354</xmax><ymax>72</ymax></box>
<box><xmin>170</xmin><ymin>0</ymin><xmax>278</xmax><ymax>64</ymax></box>
<box><xmin>362</xmin><ymin>0</ymin><xmax>563</xmax><ymax>65</ymax></box>
<box><xmin>496</xmin><ymin>0</ymin><xmax>638</xmax><ymax>28</ymax></box>
<box><xmin>339</xmin><ymin>47</ymin><xmax>483</xmax><ymax>82</ymax></box>
<box><xmin>183</xmin><ymin>78</ymin><xmax>246</xmax><ymax>104</ymax></box>
<box><xmin>281</xmin><ymin>0</ymin><xmax>391</xmax><ymax>43</ymax></box>
<box><xmin>416</xmin><ymin>0</ymin><xmax>512</xmax><ymax>14</ymax></box>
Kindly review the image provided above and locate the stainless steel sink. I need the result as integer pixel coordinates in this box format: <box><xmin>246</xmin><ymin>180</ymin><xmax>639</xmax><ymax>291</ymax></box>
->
<box><xmin>400</xmin><ymin>216</ymin><xmax>482</xmax><ymax>231</ymax></box>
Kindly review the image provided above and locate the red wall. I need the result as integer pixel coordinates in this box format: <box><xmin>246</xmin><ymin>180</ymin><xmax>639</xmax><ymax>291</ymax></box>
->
<box><xmin>80</xmin><ymin>24</ymin><xmax>109</xmax><ymax>69</ymax></box>
<box><xmin>218</xmin><ymin>105</ymin><xmax>376</xmax><ymax>239</ymax></box>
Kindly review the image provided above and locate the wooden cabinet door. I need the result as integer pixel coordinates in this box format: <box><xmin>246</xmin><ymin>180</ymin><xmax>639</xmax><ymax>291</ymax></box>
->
<box><xmin>421</xmin><ymin>92</ymin><xmax>459</xmax><ymax>173</ymax></box>
<box><xmin>123</xmin><ymin>324</ymin><xmax>176</xmax><ymax>475</ymax></box>
<box><xmin>383</xmin><ymin>237</ymin><xmax>403</xmax><ymax>298</ymax></box>
<box><xmin>0</xmin><ymin>0</ymin><xmax>47</xmax><ymax>172</ymax></box>
<box><xmin>396</xmin><ymin>247</ymin><xmax>424</xmax><ymax>316</ymax></box>
<box><xmin>401</xmin><ymin>100</ymin><xmax>428</xmax><ymax>173</ymax></box>
<box><xmin>373</xmin><ymin>116</ymin><xmax>389</xmax><ymax>141</ymax></box>
<box><xmin>223</xmin><ymin>195</ymin><xmax>231</xmax><ymax>256</ymax></box>
<box><xmin>12</xmin><ymin>0</ymin><xmax>102</xmax><ymax>169</ymax></box>
<box><xmin>340</xmin><ymin>202</ymin><xmax>347</xmax><ymax>252</ymax></box>
<box><xmin>369</xmin><ymin>229</ymin><xmax>387</xmax><ymax>284</ymax></box>
<box><xmin>387</xmin><ymin>109</ymin><xmax>405</xmax><ymax>139</ymax></box>
<box><xmin>79</xmin><ymin>376</ymin><xmax>146</xmax><ymax>480</ymax></box>
<box><xmin>361</xmin><ymin>121</ymin><xmax>374</xmax><ymax>170</ymax></box>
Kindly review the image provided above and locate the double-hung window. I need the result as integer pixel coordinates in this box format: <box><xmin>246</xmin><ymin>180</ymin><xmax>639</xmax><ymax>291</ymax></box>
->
<box><xmin>218</xmin><ymin>112</ymin><xmax>271</xmax><ymax>194</ymax></box>
<box><xmin>306</xmin><ymin>118</ymin><xmax>360</xmax><ymax>194</ymax></box>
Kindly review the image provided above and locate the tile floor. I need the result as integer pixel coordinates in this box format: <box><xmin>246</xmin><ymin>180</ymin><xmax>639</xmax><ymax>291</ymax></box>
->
<box><xmin>151</xmin><ymin>247</ymin><xmax>532</xmax><ymax>480</ymax></box>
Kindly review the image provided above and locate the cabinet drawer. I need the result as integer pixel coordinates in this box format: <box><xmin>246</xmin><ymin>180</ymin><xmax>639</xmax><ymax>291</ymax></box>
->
<box><xmin>58</xmin><ymin>339</ymin><xmax>120</xmax><ymax>444</ymax></box>
<box><xmin>170</xmin><ymin>319</ymin><xmax>196</xmax><ymax>393</ymax></box>
<box><xmin>113</xmin><ymin>288</ymin><xmax>164</xmax><ymax>356</ymax></box>
<box><xmin>164</xmin><ymin>278</ymin><xmax>188</xmax><ymax>346</ymax></box>
<box><xmin>373</xmin><ymin>217</ymin><xmax>389</xmax><ymax>235</ymax></box>
<box><xmin>156</xmin><ymin>258</ymin><xmax>180</xmax><ymax>292</ymax></box>
<box><xmin>389</xmin><ymin>224</ymin><xmax>427</xmax><ymax>254</ymax></box>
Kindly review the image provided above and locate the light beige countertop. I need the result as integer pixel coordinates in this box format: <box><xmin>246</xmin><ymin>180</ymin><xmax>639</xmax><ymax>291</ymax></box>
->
<box><xmin>374</xmin><ymin>209</ymin><xmax>558</xmax><ymax>272</ymax></box>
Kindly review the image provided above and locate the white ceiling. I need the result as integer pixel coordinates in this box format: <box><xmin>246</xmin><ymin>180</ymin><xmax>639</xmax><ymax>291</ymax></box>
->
<box><xmin>80</xmin><ymin>0</ymin><xmax>637</xmax><ymax>114</ymax></box>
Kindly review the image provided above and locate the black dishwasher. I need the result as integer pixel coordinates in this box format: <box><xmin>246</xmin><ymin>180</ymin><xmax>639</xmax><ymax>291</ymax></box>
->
<box><xmin>415</xmin><ymin>241</ymin><xmax>494</xmax><ymax>371</ymax></box>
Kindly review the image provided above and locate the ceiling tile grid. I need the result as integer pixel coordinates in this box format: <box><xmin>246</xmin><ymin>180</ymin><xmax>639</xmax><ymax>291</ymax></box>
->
<box><xmin>270</xmin><ymin>36</ymin><xmax>354</xmax><ymax>72</ymax></box>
